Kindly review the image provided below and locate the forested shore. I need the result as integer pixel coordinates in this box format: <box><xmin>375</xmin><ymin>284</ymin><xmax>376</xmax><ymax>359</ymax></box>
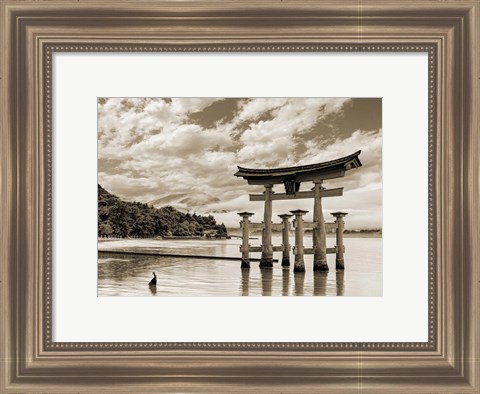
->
<box><xmin>98</xmin><ymin>185</ymin><xmax>227</xmax><ymax>238</ymax></box>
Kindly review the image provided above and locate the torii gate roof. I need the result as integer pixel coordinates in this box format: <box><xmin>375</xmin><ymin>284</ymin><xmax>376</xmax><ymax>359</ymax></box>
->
<box><xmin>234</xmin><ymin>150</ymin><xmax>362</xmax><ymax>185</ymax></box>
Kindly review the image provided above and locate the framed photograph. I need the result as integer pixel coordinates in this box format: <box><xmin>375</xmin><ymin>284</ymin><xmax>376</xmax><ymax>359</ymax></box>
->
<box><xmin>1</xmin><ymin>1</ymin><xmax>478</xmax><ymax>392</ymax></box>
<box><xmin>97</xmin><ymin>97</ymin><xmax>382</xmax><ymax>298</ymax></box>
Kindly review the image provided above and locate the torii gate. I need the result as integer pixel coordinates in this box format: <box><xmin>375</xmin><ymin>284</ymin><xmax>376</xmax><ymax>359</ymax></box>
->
<box><xmin>234</xmin><ymin>151</ymin><xmax>362</xmax><ymax>271</ymax></box>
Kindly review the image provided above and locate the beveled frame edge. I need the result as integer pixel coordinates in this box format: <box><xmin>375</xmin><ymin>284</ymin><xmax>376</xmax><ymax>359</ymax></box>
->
<box><xmin>1</xmin><ymin>1</ymin><xmax>478</xmax><ymax>393</ymax></box>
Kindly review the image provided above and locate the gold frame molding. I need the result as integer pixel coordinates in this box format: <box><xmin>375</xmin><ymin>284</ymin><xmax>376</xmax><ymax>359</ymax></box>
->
<box><xmin>1</xmin><ymin>1</ymin><xmax>478</xmax><ymax>392</ymax></box>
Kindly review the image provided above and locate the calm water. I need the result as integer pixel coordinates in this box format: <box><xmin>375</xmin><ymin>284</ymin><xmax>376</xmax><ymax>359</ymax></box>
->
<box><xmin>98</xmin><ymin>236</ymin><xmax>382</xmax><ymax>297</ymax></box>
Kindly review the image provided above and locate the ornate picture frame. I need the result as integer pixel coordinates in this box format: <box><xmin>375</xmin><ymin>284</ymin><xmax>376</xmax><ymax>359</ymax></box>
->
<box><xmin>1</xmin><ymin>1</ymin><xmax>478</xmax><ymax>392</ymax></box>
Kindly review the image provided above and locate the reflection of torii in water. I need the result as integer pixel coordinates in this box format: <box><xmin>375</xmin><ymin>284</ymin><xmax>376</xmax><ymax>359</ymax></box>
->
<box><xmin>235</xmin><ymin>151</ymin><xmax>362</xmax><ymax>271</ymax></box>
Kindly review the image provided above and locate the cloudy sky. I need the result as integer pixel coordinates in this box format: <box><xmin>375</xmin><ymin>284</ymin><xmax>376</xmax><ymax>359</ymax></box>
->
<box><xmin>98</xmin><ymin>98</ymin><xmax>382</xmax><ymax>229</ymax></box>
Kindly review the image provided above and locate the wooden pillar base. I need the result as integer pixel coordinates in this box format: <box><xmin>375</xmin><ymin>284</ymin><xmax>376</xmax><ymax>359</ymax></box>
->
<box><xmin>281</xmin><ymin>257</ymin><xmax>290</xmax><ymax>266</ymax></box>
<box><xmin>241</xmin><ymin>259</ymin><xmax>250</xmax><ymax>269</ymax></box>
<box><xmin>335</xmin><ymin>259</ymin><xmax>345</xmax><ymax>270</ymax></box>
<box><xmin>259</xmin><ymin>258</ymin><xmax>273</xmax><ymax>268</ymax></box>
<box><xmin>293</xmin><ymin>262</ymin><xmax>305</xmax><ymax>272</ymax></box>
<box><xmin>313</xmin><ymin>261</ymin><xmax>329</xmax><ymax>271</ymax></box>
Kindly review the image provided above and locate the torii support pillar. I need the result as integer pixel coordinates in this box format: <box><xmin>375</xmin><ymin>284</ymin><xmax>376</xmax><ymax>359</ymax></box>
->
<box><xmin>313</xmin><ymin>181</ymin><xmax>329</xmax><ymax>271</ymax></box>
<box><xmin>259</xmin><ymin>184</ymin><xmax>274</xmax><ymax>268</ymax></box>
<box><xmin>278</xmin><ymin>213</ymin><xmax>293</xmax><ymax>266</ymax></box>
<box><xmin>331</xmin><ymin>212</ymin><xmax>347</xmax><ymax>270</ymax></box>
<box><xmin>238</xmin><ymin>212</ymin><xmax>255</xmax><ymax>268</ymax></box>
<box><xmin>291</xmin><ymin>209</ymin><xmax>308</xmax><ymax>273</ymax></box>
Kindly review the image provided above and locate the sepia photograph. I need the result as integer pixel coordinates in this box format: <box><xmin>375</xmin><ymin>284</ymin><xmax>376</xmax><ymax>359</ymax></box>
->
<box><xmin>97</xmin><ymin>97</ymin><xmax>382</xmax><ymax>296</ymax></box>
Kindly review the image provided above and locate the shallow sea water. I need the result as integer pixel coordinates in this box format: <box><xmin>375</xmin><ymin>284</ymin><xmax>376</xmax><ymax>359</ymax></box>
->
<box><xmin>98</xmin><ymin>236</ymin><xmax>382</xmax><ymax>297</ymax></box>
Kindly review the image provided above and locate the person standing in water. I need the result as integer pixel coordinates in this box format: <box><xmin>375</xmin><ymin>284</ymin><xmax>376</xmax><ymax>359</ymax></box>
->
<box><xmin>149</xmin><ymin>272</ymin><xmax>157</xmax><ymax>286</ymax></box>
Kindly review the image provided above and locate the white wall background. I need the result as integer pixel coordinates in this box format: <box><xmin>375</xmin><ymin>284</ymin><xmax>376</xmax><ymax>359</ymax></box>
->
<box><xmin>53</xmin><ymin>53</ymin><xmax>428</xmax><ymax>342</ymax></box>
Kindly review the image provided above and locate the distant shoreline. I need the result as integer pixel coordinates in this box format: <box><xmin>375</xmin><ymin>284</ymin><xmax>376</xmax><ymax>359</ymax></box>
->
<box><xmin>339</xmin><ymin>233</ymin><xmax>382</xmax><ymax>238</ymax></box>
<box><xmin>229</xmin><ymin>232</ymin><xmax>382</xmax><ymax>238</ymax></box>
<box><xmin>98</xmin><ymin>233</ymin><xmax>382</xmax><ymax>242</ymax></box>
<box><xmin>226</xmin><ymin>230</ymin><xmax>382</xmax><ymax>238</ymax></box>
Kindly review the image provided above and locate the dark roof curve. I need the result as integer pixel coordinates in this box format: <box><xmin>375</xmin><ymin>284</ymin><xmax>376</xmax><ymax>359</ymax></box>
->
<box><xmin>234</xmin><ymin>150</ymin><xmax>362</xmax><ymax>179</ymax></box>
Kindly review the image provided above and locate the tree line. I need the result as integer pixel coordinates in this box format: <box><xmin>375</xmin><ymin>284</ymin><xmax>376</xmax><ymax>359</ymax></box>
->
<box><xmin>98</xmin><ymin>184</ymin><xmax>227</xmax><ymax>238</ymax></box>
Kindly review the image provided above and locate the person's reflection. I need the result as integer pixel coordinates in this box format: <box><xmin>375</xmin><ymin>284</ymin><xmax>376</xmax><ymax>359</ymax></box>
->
<box><xmin>294</xmin><ymin>271</ymin><xmax>305</xmax><ymax>296</ymax></box>
<box><xmin>313</xmin><ymin>271</ymin><xmax>328</xmax><ymax>296</ymax></box>
<box><xmin>149</xmin><ymin>284</ymin><xmax>157</xmax><ymax>296</ymax></box>
<box><xmin>282</xmin><ymin>268</ymin><xmax>290</xmax><ymax>296</ymax></box>
<box><xmin>240</xmin><ymin>267</ymin><xmax>250</xmax><ymax>296</ymax></box>
<box><xmin>336</xmin><ymin>269</ymin><xmax>345</xmax><ymax>296</ymax></box>
<box><xmin>260</xmin><ymin>267</ymin><xmax>273</xmax><ymax>296</ymax></box>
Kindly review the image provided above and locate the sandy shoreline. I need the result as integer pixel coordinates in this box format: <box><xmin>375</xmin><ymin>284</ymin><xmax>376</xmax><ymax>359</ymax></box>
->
<box><xmin>98</xmin><ymin>233</ymin><xmax>381</xmax><ymax>245</ymax></box>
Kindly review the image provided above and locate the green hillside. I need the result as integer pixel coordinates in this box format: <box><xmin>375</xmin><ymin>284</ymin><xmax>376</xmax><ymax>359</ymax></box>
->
<box><xmin>98</xmin><ymin>184</ymin><xmax>227</xmax><ymax>238</ymax></box>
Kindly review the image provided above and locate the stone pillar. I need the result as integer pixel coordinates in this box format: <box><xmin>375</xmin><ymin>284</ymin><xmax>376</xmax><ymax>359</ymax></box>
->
<box><xmin>278</xmin><ymin>213</ymin><xmax>293</xmax><ymax>266</ymax></box>
<box><xmin>331</xmin><ymin>212</ymin><xmax>347</xmax><ymax>269</ymax></box>
<box><xmin>313</xmin><ymin>180</ymin><xmax>329</xmax><ymax>271</ymax></box>
<box><xmin>291</xmin><ymin>209</ymin><xmax>308</xmax><ymax>272</ymax></box>
<box><xmin>260</xmin><ymin>184</ymin><xmax>274</xmax><ymax>267</ymax></box>
<box><xmin>238</xmin><ymin>212</ymin><xmax>254</xmax><ymax>268</ymax></box>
